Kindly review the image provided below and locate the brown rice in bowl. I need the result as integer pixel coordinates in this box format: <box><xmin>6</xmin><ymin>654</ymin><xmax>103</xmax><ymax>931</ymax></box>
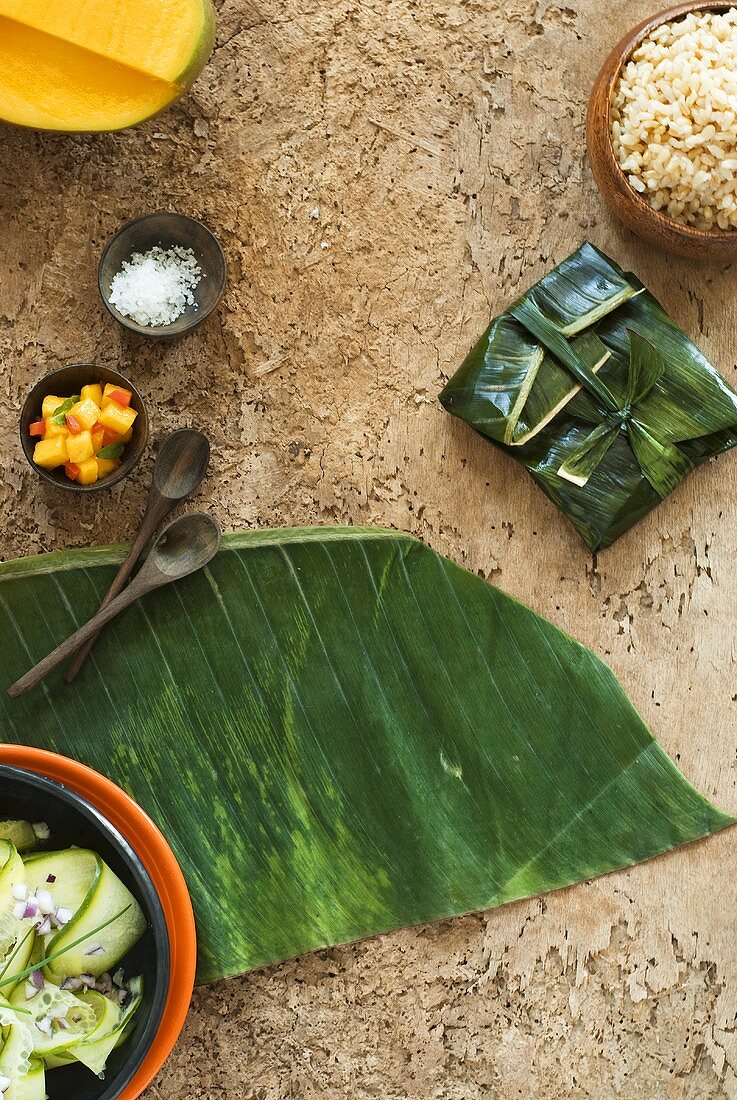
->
<box><xmin>611</xmin><ymin>8</ymin><xmax>737</xmax><ymax>231</ymax></box>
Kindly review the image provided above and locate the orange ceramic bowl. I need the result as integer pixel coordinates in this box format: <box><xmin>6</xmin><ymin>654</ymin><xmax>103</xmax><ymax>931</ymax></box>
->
<box><xmin>0</xmin><ymin>745</ymin><xmax>196</xmax><ymax>1100</ymax></box>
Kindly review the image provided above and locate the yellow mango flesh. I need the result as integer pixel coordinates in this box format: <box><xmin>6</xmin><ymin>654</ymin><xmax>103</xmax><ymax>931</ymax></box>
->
<box><xmin>0</xmin><ymin>0</ymin><xmax>208</xmax><ymax>83</ymax></box>
<box><xmin>76</xmin><ymin>458</ymin><xmax>99</xmax><ymax>486</ymax></box>
<box><xmin>42</xmin><ymin>396</ymin><xmax>64</xmax><ymax>419</ymax></box>
<box><xmin>66</xmin><ymin>430</ymin><xmax>95</xmax><ymax>465</ymax></box>
<box><xmin>33</xmin><ymin>437</ymin><xmax>68</xmax><ymax>470</ymax></box>
<box><xmin>71</xmin><ymin>398</ymin><xmax>102</xmax><ymax>432</ymax></box>
<box><xmin>0</xmin><ymin>0</ymin><xmax>214</xmax><ymax>132</ymax></box>
<box><xmin>80</xmin><ymin>384</ymin><xmax>103</xmax><ymax>408</ymax></box>
<box><xmin>98</xmin><ymin>404</ymin><xmax>137</xmax><ymax>436</ymax></box>
<box><xmin>96</xmin><ymin>456</ymin><xmax>121</xmax><ymax>479</ymax></box>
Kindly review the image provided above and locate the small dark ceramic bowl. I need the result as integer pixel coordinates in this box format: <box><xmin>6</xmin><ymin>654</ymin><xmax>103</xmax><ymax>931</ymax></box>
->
<box><xmin>98</xmin><ymin>212</ymin><xmax>227</xmax><ymax>338</ymax></box>
<box><xmin>20</xmin><ymin>364</ymin><xmax>148</xmax><ymax>493</ymax></box>
<box><xmin>0</xmin><ymin>764</ymin><xmax>170</xmax><ymax>1100</ymax></box>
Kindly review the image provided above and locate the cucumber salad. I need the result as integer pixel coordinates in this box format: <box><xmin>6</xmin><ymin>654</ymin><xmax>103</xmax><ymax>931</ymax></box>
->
<box><xmin>0</xmin><ymin>819</ymin><xmax>146</xmax><ymax>1097</ymax></box>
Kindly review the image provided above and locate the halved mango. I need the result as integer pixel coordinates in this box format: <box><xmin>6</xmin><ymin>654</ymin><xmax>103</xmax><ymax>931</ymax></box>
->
<box><xmin>0</xmin><ymin>0</ymin><xmax>214</xmax><ymax>132</ymax></box>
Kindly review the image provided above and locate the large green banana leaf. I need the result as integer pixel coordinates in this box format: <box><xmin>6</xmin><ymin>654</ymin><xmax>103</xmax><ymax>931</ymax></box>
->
<box><xmin>440</xmin><ymin>243</ymin><xmax>737</xmax><ymax>551</ymax></box>
<box><xmin>0</xmin><ymin>528</ymin><xmax>731</xmax><ymax>984</ymax></box>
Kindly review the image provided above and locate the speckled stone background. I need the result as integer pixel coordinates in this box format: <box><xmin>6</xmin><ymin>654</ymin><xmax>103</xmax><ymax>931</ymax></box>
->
<box><xmin>1</xmin><ymin>0</ymin><xmax>736</xmax><ymax>1096</ymax></box>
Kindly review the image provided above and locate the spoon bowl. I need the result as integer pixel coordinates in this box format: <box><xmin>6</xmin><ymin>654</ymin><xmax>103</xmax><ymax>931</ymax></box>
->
<box><xmin>148</xmin><ymin>513</ymin><xmax>221</xmax><ymax>580</ymax></box>
<box><xmin>154</xmin><ymin>429</ymin><xmax>211</xmax><ymax>500</ymax></box>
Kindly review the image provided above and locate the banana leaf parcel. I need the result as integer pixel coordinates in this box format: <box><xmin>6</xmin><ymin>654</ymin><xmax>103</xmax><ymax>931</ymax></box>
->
<box><xmin>439</xmin><ymin>242</ymin><xmax>737</xmax><ymax>551</ymax></box>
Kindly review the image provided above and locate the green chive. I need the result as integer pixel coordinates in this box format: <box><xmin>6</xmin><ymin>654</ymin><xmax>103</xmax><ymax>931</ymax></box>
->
<box><xmin>0</xmin><ymin>904</ymin><xmax>132</xmax><ymax>989</ymax></box>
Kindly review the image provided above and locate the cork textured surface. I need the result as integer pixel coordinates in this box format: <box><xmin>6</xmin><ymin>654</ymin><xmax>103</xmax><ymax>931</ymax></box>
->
<box><xmin>0</xmin><ymin>1</ymin><xmax>735</xmax><ymax>1096</ymax></box>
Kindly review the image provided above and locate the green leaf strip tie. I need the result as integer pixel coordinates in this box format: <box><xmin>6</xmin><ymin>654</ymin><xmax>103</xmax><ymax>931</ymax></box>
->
<box><xmin>509</xmin><ymin>300</ymin><xmax>694</xmax><ymax>496</ymax></box>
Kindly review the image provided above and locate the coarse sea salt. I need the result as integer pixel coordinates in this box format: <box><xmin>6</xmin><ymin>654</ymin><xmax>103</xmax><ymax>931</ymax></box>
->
<box><xmin>108</xmin><ymin>244</ymin><xmax>203</xmax><ymax>327</ymax></box>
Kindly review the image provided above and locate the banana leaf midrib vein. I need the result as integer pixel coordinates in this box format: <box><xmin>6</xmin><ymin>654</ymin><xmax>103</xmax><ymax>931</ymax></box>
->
<box><xmin>0</xmin><ymin>527</ymin><xmax>731</xmax><ymax>984</ymax></box>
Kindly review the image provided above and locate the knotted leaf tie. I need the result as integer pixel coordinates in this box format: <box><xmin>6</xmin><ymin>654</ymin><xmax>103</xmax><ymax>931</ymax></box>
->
<box><xmin>509</xmin><ymin>299</ymin><xmax>694</xmax><ymax>497</ymax></box>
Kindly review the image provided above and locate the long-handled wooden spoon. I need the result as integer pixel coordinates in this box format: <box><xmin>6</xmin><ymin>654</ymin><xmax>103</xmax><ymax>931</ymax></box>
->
<box><xmin>8</xmin><ymin>513</ymin><xmax>221</xmax><ymax>699</ymax></box>
<box><xmin>65</xmin><ymin>428</ymin><xmax>210</xmax><ymax>683</ymax></box>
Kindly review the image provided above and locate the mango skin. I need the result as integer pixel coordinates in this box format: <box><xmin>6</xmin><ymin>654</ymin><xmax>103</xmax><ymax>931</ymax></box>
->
<box><xmin>0</xmin><ymin>0</ymin><xmax>216</xmax><ymax>134</ymax></box>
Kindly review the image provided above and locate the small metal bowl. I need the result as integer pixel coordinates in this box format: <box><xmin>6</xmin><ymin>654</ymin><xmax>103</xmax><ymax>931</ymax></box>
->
<box><xmin>20</xmin><ymin>364</ymin><xmax>148</xmax><ymax>493</ymax></box>
<box><xmin>586</xmin><ymin>1</ymin><xmax>737</xmax><ymax>261</ymax></box>
<box><xmin>98</xmin><ymin>212</ymin><xmax>227</xmax><ymax>338</ymax></box>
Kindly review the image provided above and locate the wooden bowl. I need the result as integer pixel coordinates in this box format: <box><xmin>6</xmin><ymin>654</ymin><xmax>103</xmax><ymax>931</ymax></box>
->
<box><xmin>586</xmin><ymin>1</ymin><xmax>737</xmax><ymax>261</ymax></box>
<box><xmin>98</xmin><ymin>212</ymin><xmax>227</xmax><ymax>338</ymax></box>
<box><xmin>20</xmin><ymin>363</ymin><xmax>149</xmax><ymax>493</ymax></box>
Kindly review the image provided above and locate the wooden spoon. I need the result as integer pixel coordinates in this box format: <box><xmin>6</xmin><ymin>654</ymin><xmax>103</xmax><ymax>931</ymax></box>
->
<box><xmin>8</xmin><ymin>513</ymin><xmax>221</xmax><ymax>699</ymax></box>
<box><xmin>65</xmin><ymin>428</ymin><xmax>211</xmax><ymax>683</ymax></box>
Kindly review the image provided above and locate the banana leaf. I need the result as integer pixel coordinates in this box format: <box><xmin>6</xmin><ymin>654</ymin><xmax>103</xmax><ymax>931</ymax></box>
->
<box><xmin>440</xmin><ymin>242</ymin><xmax>737</xmax><ymax>551</ymax></box>
<box><xmin>0</xmin><ymin>528</ymin><xmax>731</xmax><ymax>984</ymax></box>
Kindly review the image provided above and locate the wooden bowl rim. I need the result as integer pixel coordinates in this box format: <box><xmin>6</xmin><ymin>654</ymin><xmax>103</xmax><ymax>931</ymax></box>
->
<box><xmin>592</xmin><ymin>0</ymin><xmax>737</xmax><ymax>246</ymax></box>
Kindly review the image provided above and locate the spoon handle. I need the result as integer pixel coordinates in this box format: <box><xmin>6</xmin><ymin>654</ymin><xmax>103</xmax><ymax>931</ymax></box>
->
<box><xmin>8</xmin><ymin>573</ymin><xmax>160</xmax><ymax>700</ymax></box>
<box><xmin>64</xmin><ymin>494</ymin><xmax>173</xmax><ymax>684</ymax></box>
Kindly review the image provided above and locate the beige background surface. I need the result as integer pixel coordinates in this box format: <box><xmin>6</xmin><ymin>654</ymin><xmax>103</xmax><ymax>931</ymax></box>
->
<box><xmin>1</xmin><ymin>0</ymin><xmax>736</xmax><ymax>1096</ymax></box>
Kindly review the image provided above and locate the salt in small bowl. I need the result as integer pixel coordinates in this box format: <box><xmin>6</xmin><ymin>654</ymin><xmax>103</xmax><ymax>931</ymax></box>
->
<box><xmin>99</xmin><ymin>213</ymin><xmax>227</xmax><ymax>338</ymax></box>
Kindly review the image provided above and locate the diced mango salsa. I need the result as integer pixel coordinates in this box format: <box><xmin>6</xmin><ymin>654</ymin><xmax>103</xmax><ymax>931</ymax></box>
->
<box><xmin>101</xmin><ymin>382</ymin><xmax>133</xmax><ymax>409</ymax></box>
<box><xmin>80</xmin><ymin>383</ymin><xmax>103</xmax><ymax>407</ymax></box>
<box><xmin>98</xmin><ymin>403</ymin><xmax>137</xmax><ymax>437</ymax></box>
<box><xmin>91</xmin><ymin>424</ymin><xmax>105</xmax><ymax>454</ymax></box>
<box><xmin>75</xmin><ymin>458</ymin><xmax>99</xmax><ymax>486</ymax></box>
<box><xmin>33</xmin><ymin>436</ymin><xmax>68</xmax><ymax>470</ymax></box>
<box><xmin>42</xmin><ymin>395</ymin><xmax>64</xmax><ymax>419</ymax></box>
<box><xmin>31</xmin><ymin>379</ymin><xmax>135</xmax><ymax>484</ymax></box>
<box><xmin>45</xmin><ymin>420</ymin><xmax>69</xmax><ymax>440</ymax></box>
<box><xmin>96</xmin><ymin>456</ymin><xmax>121</xmax><ymax>479</ymax></box>
<box><xmin>66</xmin><ymin>429</ymin><xmax>94</xmax><ymax>464</ymax></box>
<box><xmin>70</xmin><ymin>397</ymin><xmax>101</xmax><ymax>432</ymax></box>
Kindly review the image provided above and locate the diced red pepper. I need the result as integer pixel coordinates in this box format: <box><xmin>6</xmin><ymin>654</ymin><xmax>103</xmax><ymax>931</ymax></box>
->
<box><xmin>66</xmin><ymin>414</ymin><xmax>82</xmax><ymax>435</ymax></box>
<box><xmin>108</xmin><ymin>388</ymin><xmax>131</xmax><ymax>408</ymax></box>
<box><xmin>64</xmin><ymin>462</ymin><xmax>80</xmax><ymax>481</ymax></box>
<box><xmin>101</xmin><ymin>428</ymin><xmax>121</xmax><ymax>447</ymax></box>
<box><xmin>29</xmin><ymin>420</ymin><xmax>46</xmax><ymax>438</ymax></box>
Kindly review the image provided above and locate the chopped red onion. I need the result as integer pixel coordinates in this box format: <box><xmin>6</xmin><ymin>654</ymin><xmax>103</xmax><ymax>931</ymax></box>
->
<box><xmin>36</xmin><ymin>916</ymin><xmax>52</xmax><ymax>936</ymax></box>
<box><xmin>56</xmin><ymin>1018</ymin><xmax>70</xmax><ymax>1031</ymax></box>
<box><xmin>84</xmin><ymin>944</ymin><xmax>104</xmax><ymax>956</ymax></box>
<box><xmin>11</xmin><ymin>883</ymin><xmax>27</xmax><ymax>902</ymax></box>
<box><xmin>80</xmin><ymin>973</ymin><xmax>95</xmax><ymax>988</ymax></box>
<box><xmin>12</xmin><ymin>902</ymin><xmax>26</xmax><ymax>921</ymax></box>
<box><xmin>55</xmin><ymin>906</ymin><xmax>72</xmax><ymax>926</ymax></box>
<box><xmin>30</xmin><ymin>969</ymin><xmax>44</xmax><ymax>990</ymax></box>
<box><xmin>24</xmin><ymin>982</ymin><xmax>40</xmax><ymax>1002</ymax></box>
<box><xmin>35</xmin><ymin>1016</ymin><xmax>53</xmax><ymax>1036</ymax></box>
<box><xmin>22</xmin><ymin>899</ymin><xmax>39</xmax><ymax>920</ymax></box>
<box><xmin>46</xmin><ymin>874</ymin><xmax>56</xmax><ymax>883</ymax></box>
